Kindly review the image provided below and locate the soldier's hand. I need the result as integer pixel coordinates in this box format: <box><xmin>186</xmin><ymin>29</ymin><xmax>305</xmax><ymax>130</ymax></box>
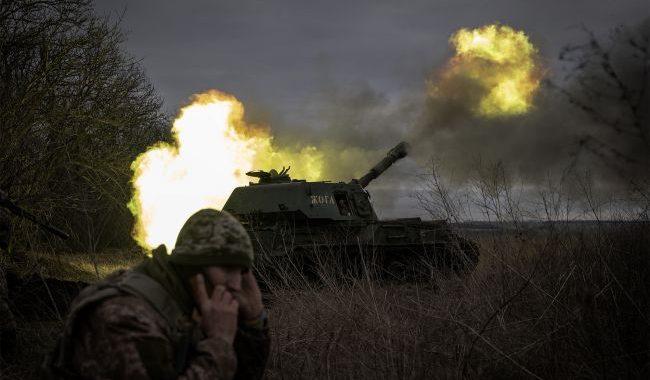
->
<box><xmin>190</xmin><ymin>274</ymin><xmax>239</xmax><ymax>344</ymax></box>
<box><xmin>233</xmin><ymin>270</ymin><xmax>264</xmax><ymax>320</ymax></box>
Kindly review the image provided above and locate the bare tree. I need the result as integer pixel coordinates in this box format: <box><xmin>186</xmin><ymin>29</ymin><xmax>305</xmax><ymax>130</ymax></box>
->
<box><xmin>558</xmin><ymin>20</ymin><xmax>650</xmax><ymax>186</ymax></box>
<box><xmin>0</xmin><ymin>0</ymin><xmax>169</xmax><ymax>252</ymax></box>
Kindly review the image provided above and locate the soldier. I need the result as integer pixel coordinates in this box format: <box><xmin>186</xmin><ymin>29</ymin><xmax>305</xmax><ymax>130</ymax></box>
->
<box><xmin>43</xmin><ymin>209</ymin><xmax>270</xmax><ymax>379</ymax></box>
<box><xmin>0</xmin><ymin>189</ymin><xmax>17</xmax><ymax>366</ymax></box>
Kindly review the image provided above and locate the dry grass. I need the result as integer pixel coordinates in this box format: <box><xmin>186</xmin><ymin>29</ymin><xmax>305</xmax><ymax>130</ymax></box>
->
<box><xmin>3</xmin><ymin>248</ymin><xmax>143</xmax><ymax>283</ymax></box>
<box><xmin>2</xmin><ymin>224</ymin><xmax>648</xmax><ymax>379</ymax></box>
<box><xmin>263</xmin><ymin>223</ymin><xmax>650</xmax><ymax>379</ymax></box>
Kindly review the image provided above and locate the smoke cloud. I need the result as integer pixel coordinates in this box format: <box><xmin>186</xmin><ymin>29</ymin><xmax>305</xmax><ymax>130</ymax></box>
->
<box><xmin>247</xmin><ymin>84</ymin><xmax>421</xmax><ymax>181</ymax></box>
<box><xmin>410</xmin><ymin>19</ymin><xmax>650</xmax><ymax>195</ymax></box>
<box><xmin>244</xmin><ymin>20</ymin><xmax>649</xmax><ymax>217</ymax></box>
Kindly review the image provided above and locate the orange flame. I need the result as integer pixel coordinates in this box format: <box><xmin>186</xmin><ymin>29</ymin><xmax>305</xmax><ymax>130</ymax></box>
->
<box><xmin>128</xmin><ymin>90</ymin><xmax>324</xmax><ymax>251</ymax></box>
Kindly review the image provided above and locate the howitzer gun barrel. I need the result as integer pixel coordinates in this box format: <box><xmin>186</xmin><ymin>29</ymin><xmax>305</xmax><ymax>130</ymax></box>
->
<box><xmin>356</xmin><ymin>141</ymin><xmax>410</xmax><ymax>188</ymax></box>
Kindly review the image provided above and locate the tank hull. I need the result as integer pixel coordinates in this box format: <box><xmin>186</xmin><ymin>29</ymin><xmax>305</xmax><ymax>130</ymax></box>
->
<box><xmin>236</xmin><ymin>213</ymin><xmax>479</xmax><ymax>281</ymax></box>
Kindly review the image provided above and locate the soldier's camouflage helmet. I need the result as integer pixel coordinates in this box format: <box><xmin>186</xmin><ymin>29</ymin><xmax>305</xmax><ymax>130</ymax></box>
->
<box><xmin>169</xmin><ymin>209</ymin><xmax>254</xmax><ymax>268</ymax></box>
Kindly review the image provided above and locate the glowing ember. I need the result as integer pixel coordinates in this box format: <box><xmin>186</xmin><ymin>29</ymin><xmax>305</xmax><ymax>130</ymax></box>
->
<box><xmin>128</xmin><ymin>90</ymin><xmax>324</xmax><ymax>251</ymax></box>
<box><xmin>430</xmin><ymin>24</ymin><xmax>541</xmax><ymax>117</ymax></box>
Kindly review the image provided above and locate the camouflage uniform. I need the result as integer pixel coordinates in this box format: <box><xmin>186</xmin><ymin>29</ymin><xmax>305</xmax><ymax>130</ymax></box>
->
<box><xmin>0</xmin><ymin>201</ymin><xmax>17</xmax><ymax>365</ymax></box>
<box><xmin>44</xmin><ymin>210</ymin><xmax>270</xmax><ymax>379</ymax></box>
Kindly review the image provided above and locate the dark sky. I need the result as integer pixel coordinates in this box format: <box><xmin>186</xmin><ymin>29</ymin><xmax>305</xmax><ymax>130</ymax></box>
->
<box><xmin>93</xmin><ymin>0</ymin><xmax>649</xmax><ymax>219</ymax></box>
<box><xmin>94</xmin><ymin>0</ymin><xmax>646</xmax><ymax>117</ymax></box>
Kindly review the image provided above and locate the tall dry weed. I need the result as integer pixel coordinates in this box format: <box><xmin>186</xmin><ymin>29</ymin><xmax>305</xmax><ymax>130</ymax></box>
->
<box><xmin>260</xmin><ymin>162</ymin><xmax>649</xmax><ymax>379</ymax></box>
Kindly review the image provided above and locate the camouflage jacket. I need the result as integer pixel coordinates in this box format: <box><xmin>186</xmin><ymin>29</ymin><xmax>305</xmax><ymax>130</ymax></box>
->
<box><xmin>45</xmin><ymin>254</ymin><xmax>270</xmax><ymax>380</ymax></box>
<box><xmin>71</xmin><ymin>294</ymin><xmax>269</xmax><ymax>380</ymax></box>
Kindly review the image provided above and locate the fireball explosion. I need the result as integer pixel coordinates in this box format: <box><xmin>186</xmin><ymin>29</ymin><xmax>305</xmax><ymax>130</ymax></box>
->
<box><xmin>429</xmin><ymin>24</ymin><xmax>541</xmax><ymax>117</ymax></box>
<box><xmin>128</xmin><ymin>90</ymin><xmax>324</xmax><ymax>251</ymax></box>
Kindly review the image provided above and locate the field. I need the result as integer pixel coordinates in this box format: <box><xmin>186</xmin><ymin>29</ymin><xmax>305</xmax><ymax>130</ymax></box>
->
<box><xmin>2</xmin><ymin>221</ymin><xmax>648</xmax><ymax>379</ymax></box>
<box><xmin>264</xmin><ymin>223</ymin><xmax>649</xmax><ymax>379</ymax></box>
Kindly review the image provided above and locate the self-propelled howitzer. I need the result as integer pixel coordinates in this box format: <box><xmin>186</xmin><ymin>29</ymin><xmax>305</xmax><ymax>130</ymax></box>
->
<box><xmin>223</xmin><ymin>141</ymin><xmax>479</xmax><ymax>280</ymax></box>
